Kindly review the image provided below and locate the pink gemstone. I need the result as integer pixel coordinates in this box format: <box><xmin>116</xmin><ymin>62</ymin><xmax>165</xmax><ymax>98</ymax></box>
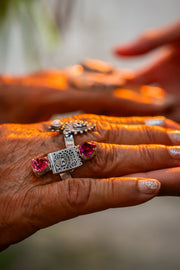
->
<box><xmin>79</xmin><ymin>142</ymin><xmax>96</xmax><ymax>157</ymax></box>
<box><xmin>32</xmin><ymin>158</ymin><xmax>49</xmax><ymax>172</ymax></box>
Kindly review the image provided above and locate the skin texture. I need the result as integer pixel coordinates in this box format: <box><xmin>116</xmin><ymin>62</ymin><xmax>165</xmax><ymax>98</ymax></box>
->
<box><xmin>1</xmin><ymin>114</ymin><xmax>180</xmax><ymax>251</ymax></box>
<box><xmin>114</xmin><ymin>19</ymin><xmax>180</xmax><ymax>121</ymax></box>
<box><xmin>0</xmin><ymin>69</ymin><xmax>173</xmax><ymax>124</ymax></box>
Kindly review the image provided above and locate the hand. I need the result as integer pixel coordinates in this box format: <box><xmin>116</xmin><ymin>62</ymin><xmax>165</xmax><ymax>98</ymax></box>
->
<box><xmin>1</xmin><ymin>114</ymin><xmax>180</xmax><ymax>250</ymax></box>
<box><xmin>0</xmin><ymin>68</ymin><xmax>172</xmax><ymax>124</ymax></box>
<box><xmin>113</xmin><ymin>20</ymin><xmax>180</xmax><ymax>121</ymax></box>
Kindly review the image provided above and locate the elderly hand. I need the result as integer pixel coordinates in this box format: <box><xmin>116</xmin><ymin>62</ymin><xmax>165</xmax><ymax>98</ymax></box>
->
<box><xmin>114</xmin><ymin>20</ymin><xmax>180</xmax><ymax>121</ymax></box>
<box><xmin>1</xmin><ymin>114</ymin><xmax>180</xmax><ymax>251</ymax></box>
<box><xmin>0</xmin><ymin>67</ymin><xmax>172</xmax><ymax>124</ymax></box>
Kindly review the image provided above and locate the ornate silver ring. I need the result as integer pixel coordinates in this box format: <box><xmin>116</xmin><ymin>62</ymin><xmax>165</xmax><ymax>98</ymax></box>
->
<box><xmin>32</xmin><ymin>142</ymin><xmax>96</xmax><ymax>179</ymax></box>
<box><xmin>49</xmin><ymin>120</ymin><xmax>95</xmax><ymax>147</ymax></box>
<box><xmin>49</xmin><ymin>120</ymin><xmax>95</xmax><ymax>179</ymax></box>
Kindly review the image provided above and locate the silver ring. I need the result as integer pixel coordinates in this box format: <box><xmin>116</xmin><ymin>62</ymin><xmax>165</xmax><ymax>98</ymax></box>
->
<box><xmin>32</xmin><ymin>142</ymin><xmax>96</xmax><ymax>179</ymax></box>
<box><xmin>49</xmin><ymin>120</ymin><xmax>95</xmax><ymax>147</ymax></box>
<box><xmin>49</xmin><ymin>120</ymin><xmax>95</xmax><ymax>179</ymax></box>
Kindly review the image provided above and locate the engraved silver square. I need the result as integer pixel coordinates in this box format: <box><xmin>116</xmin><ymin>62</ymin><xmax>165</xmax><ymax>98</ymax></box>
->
<box><xmin>48</xmin><ymin>146</ymin><xmax>82</xmax><ymax>174</ymax></box>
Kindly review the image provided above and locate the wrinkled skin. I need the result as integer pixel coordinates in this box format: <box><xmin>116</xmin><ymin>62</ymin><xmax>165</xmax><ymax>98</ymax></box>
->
<box><xmin>0</xmin><ymin>69</ymin><xmax>172</xmax><ymax>124</ymax></box>
<box><xmin>1</xmin><ymin>114</ymin><xmax>180</xmax><ymax>251</ymax></box>
<box><xmin>114</xmin><ymin>20</ymin><xmax>180</xmax><ymax>121</ymax></box>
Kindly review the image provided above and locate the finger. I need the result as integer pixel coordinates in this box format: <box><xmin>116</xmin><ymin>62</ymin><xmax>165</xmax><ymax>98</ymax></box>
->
<box><xmin>144</xmin><ymin>117</ymin><xmax>180</xmax><ymax>129</ymax></box>
<box><xmin>90</xmin><ymin>86</ymin><xmax>171</xmax><ymax>115</ymax></box>
<box><xmin>125</xmin><ymin>48</ymin><xmax>175</xmax><ymax>85</ymax></box>
<box><xmin>126</xmin><ymin>167</ymin><xmax>180</xmax><ymax>196</ymax></box>
<box><xmin>112</xmin><ymin>87</ymin><xmax>173</xmax><ymax>114</ymax></box>
<box><xmin>30</xmin><ymin>80</ymin><xmax>172</xmax><ymax>117</ymax></box>
<box><xmin>10</xmin><ymin>69</ymin><xmax>68</xmax><ymax>89</ymax></box>
<box><xmin>41</xmin><ymin>116</ymin><xmax>180</xmax><ymax>147</ymax></box>
<box><xmin>71</xmin><ymin>114</ymin><xmax>180</xmax><ymax>129</ymax></box>
<box><xmin>42</xmin><ymin>115</ymin><xmax>180</xmax><ymax>132</ymax></box>
<box><xmin>113</xmin><ymin>20</ymin><xmax>180</xmax><ymax>56</ymax></box>
<box><xmin>73</xmin><ymin>143</ymin><xmax>180</xmax><ymax>178</ymax></box>
<box><xmin>126</xmin><ymin>46</ymin><xmax>180</xmax><ymax>87</ymax></box>
<box><xmin>126</xmin><ymin>63</ymin><xmax>159</xmax><ymax>85</ymax></box>
<box><xmin>51</xmin><ymin>88</ymin><xmax>171</xmax><ymax>115</ymax></box>
<box><xmin>41</xmin><ymin>83</ymin><xmax>172</xmax><ymax>116</ymax></box>
<box><xmin>41</xmin><ymin>119</ymin><xmax>180</xmax><ymax>148</ymax></box>
<box><xmin>27</xmin><ymin>177</ymin><xmax>160</xmax><ymax>228</ymax></box>
<box><xmin>71</xmin><ymin>123</ymin><xmax>180</xmax><ymax>146</ymax></box>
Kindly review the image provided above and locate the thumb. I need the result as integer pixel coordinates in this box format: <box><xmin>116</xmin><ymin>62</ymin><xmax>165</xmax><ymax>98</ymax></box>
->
<box><xmin>31</xmin><ymin>177</ymin><xmax>160</xmax><ymax>229</ymax></box>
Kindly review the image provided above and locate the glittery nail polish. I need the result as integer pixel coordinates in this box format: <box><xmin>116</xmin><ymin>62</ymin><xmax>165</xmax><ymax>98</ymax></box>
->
<box><xmin>168</xmin><ymin>130</ymin><xmax>180</xmax><ymax>144</ymax></box>
<box><xmin>138</xmin><ymin>180</ymin><xmax>160</xmax><ymax>194</ymax></box>
<box><xmin>145</xmin><ymin>118</ymin><xmax>165</xmax><ymax>127</ymax></box>
<box><xmin>168</xmin><ymin>146</ymin><xmax>180</xmax><ymax>159</ymax></box>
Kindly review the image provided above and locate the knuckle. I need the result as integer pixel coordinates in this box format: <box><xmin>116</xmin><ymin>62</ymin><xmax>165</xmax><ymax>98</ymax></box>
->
<box><xmin>141</xmin><ymin>125</ymin><xmax>157</xmax><ymax>143</ymax></box>
<box><xmin>65</xmin><ymin>178</ymin><xmax>91</xmax><ymax>210</ymax></box>
<box><xmin>93</xmin><ymin>121</ymin><xmax>110</xmax><ymax>141</ymax></box>
<box><xmin>90</xmin><ymin>144</ymin><xmax>108</xmax><ymax>175</ymax></box>
<box><xmin>95</xmin><ymin>121</ymin><xmax>117</xmax><ymax>142</ymax></box>
<box><xmin>90</xmin><ymin>144</ymin><xmax>117</xmax><ymax>177</ymax></box>
<box><xmin>138</xmin><ymin>145</ymin><xmax>154</xmax><ymax>165</ymax></box>
<box><xmin>107</xmin><ymin>178</ymin><xmax>118</xmax><ymax>199</ymax></box>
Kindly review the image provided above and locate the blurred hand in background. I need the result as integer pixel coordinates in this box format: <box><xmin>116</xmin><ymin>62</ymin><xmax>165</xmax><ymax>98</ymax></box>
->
<box><xmin>0</xmin><ymin>67</ymin><xmax>174</xmax><ymax>124</ymax></box>
<box><xmin>114</xmin><ymin>19</ymin><xmax>180</xmax><ymax>121</ymax></box>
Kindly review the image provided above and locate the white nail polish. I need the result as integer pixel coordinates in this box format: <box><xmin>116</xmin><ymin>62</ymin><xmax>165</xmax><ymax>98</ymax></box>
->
<box><xmin>138</xmin><ymin>180</ymin><xmax>160</xmax><ymax>194</ymax></box>
<box><xmin>168</xmin><ymin>146</ymin><xmax>180</xmax><ymax>159</ymax></box>
<box><xmin>145</xmin><ymin>118</ymin><xmax>165</xmax><ymax>127</ymax></box>
<box><xmin>168</xmin><ymin>130</ymin><xmax>180</xmax><ymax>144</ymax></box>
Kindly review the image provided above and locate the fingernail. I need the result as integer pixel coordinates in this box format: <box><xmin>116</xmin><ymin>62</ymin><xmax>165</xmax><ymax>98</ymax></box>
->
<box><xmin>138</xmin><ymin>179</ymin><xmax>160</xmax><ymax>194</ymax></box>
<box><xmin>145</xmin><ymin>118</ymin><xmax>165</xmax><ymax>127</ymax></box>
<box><xmin>168</xmin><ymin>130</ymin><xmax>180</xmax><ymax>144</ymax></box>
<box><xmin>168</xmin><ymin>146</ymin><xmax>180</xmax><ymax>159</ymax></box>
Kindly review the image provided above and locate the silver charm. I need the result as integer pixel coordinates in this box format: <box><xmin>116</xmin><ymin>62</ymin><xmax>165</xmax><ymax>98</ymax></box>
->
<box><xmin>48</xmin><ymin>146</ymin><xmax>83</xmax><ymax>174</ymax></box>
<box><xmin>62</xmin><ymin>121</ymin><xmax>95</xmax><ymax>136</ymax></box>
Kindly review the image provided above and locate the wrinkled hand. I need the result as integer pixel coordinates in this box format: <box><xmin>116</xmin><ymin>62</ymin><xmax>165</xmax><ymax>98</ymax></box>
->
<box><xmin>1</xmin><ymin>114</ymin><xmax>180</xmax><ymax>250</ymax></box>
<box><xmin>114</xmin><ymin>20</ymin><xmax>180</xmax><ymax>121</ymax></box>
<box><xmin>0</xmin><ymin>68</ymin><xmax>172</xmax><ymax>124</ymax></box>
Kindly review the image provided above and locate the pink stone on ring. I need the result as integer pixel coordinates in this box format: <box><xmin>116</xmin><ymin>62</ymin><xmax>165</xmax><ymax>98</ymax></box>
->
<box><xmin>32</xmin><ymin>158</ymin><xmax>50</xmax><ymax>176</ymax></box>
<box><xmin>78</xmin><ymin>142</ymin><xmax>96</xmax><ymax>160</ymax></box>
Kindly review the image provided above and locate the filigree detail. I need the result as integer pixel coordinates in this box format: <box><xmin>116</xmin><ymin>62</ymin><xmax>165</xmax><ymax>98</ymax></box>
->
<box><xmin>48</xmin><ymin>146</ymin><xmax>82</xmax><ymax>174</ymax></box>
<box><xmin>49</xmin><ymin>119</ymin><xmax>63</xmax><ymax>132</ymax></box>
<box><xmin>49</xmin><ymin>120</ymin><xmax>95</xmax><ymax>137</ymax></box>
